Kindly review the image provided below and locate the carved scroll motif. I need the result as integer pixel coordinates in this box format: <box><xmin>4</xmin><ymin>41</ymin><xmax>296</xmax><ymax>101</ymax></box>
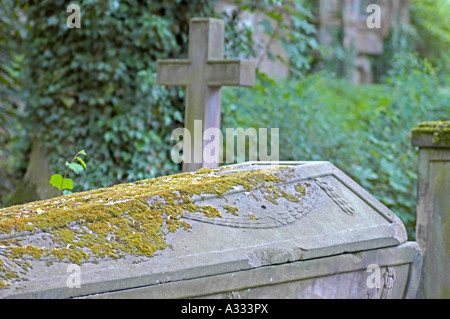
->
<box><xmin>184</xmin><ymin>180</ymin><xmax>321</xmax><ymax>228</ymax></box>
<box><xmin>314</xmin><ymin>177</ymin><xmax>355</xmax><ymax>215</ymax></box>
<box><xmin>184</xmin><ymin>176</ymin><xmax>355</xmax><ymax>228</ymax></box>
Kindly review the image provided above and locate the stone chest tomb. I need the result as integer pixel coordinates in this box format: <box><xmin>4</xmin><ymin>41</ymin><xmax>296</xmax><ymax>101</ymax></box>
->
<box><xmin>0</xmin><ymin>162</ymin><xmax>421</xmax><ymax>298</ymax></box>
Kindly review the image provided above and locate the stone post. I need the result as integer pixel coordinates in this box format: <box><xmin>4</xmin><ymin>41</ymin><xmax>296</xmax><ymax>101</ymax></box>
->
<box><xmin>411</xmin><ymin>121</ymin><xmax>450</xmax><ymax>298</ymax></box>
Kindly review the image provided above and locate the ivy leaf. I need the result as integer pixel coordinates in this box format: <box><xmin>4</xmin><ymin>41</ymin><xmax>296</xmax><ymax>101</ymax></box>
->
<box><xmin>61</xmin><ymin>178</ymin><xmax>74</xmax><ymax>190</ymax></box>
<box><xmin>49</xmin><ymin>174</ymin><xmax>64</xmax><ymax>190</ymax></box>
<box><xmin>61</xmin><ymin>96</ymin><xmax>75</xmax><ymax>108</ymax></box>
<box><xmin>47</xmin><ymin>16</ymin><xmax>58</xmax><ymax>26</ymax></box>
<box><xmin>66</xmin><ymin>162</ymin><xmax>84</xmax><ymax>174</ymax></box>
<box><xmin>380</xmin><ymin>97</ymin><xmax>390</xmax><ymax>106</ymax></box>
<box><xmin>77</xmin><ymin>156</ymin><xmax>87</xmax><ymax>169</ymax></box>
<box><xmin>259</xmin><ymin>19</ymin><xmax>273</xmax><ymax>34</ymax></box>
<box><xmin>49</xmin><ymin>174</ymin><xmax>74</xmax><ymax>190</ymax></box>
<box><xmin>78</xmin><ymin>149</ymin><xmax>87</xmax><ymax>156</ymax></box>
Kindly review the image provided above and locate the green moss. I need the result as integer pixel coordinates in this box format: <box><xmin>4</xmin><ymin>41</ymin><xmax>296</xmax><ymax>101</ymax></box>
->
<box><xmin>262</xmin><ymin>181</ymin><xmax>308</xmax><ymax>205</ymax></box>
<box><xmin>439</xmin><ymin>287</ymin><xmax>450</xmax><ymax>299</ymax></box>
<box><xmin>223</xmin><ymin>205</ymin><xmax>239</xmax><ymax>216</ymax></box>
<box><xmin>0</xmin><ymin>280</ymin><xmax>9</xmax><ymax>290</ymax></box>
<box><xmin>196</xmin><ymin>205</ymin><xmax>222</xmax><ymax>218</ymax></box>
<box><xmin>294</xmin><ymin>183</ymin><xmax>306</xmax><ymax>197</ymax></box>
<box><xmin>11</xmin><ymin>245</ymin><xmax>46</xmax><ymax>259</ymax></box>
<box><xmin>0</xmin><ymin>165</ymin><xmax>288</xmax><ymax>286</ymax></box>
<box><xmin>1</xmin><ymin>270</ymin><xmax>19</xmax><ymax>281</ymax></box>
<box><xmin>412</xmin><ymin>121</ymin><xmax>450</xmax><ymax>146</ymax></box>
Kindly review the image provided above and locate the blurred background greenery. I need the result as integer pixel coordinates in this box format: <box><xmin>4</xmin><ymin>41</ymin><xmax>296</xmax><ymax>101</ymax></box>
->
<box><xmin>0</xmin><ymin>0</ymin><xmax>449</xmax><ymax>239</ymax></box>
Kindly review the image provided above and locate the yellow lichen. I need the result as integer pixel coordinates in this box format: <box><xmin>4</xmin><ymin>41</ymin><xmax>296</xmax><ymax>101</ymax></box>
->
<box><xmin>0</xmin><ymin>280</ymin><xmax>9</xmax><ymax>290</ymax></box>
<box><xmin>223</xmin><ymin>205</ymin><xmax>239</xmax><ymax>216</ymax></box>
<box><xmin>0</xmin><ymin>165</ymin><xmax>290</xmax><ymax>286</ymax></box>
<box><xmin>294</xmin><ymin>183</ymin><xmax>306</xmax><ymax>197</ymax></box>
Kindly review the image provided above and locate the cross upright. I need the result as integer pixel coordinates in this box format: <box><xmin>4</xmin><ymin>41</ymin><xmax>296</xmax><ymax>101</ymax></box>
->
<box><xmin>157</xmin><ymin>18</ymin><xmax>255</xmax><ymax>172</ymax></box>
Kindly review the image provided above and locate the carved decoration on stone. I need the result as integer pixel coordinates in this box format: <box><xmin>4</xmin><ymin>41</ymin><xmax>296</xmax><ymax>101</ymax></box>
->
<box><xmin>184</xmin><ymin>176</ymin><xmax>355</xmax><ymax>228</ymax></box>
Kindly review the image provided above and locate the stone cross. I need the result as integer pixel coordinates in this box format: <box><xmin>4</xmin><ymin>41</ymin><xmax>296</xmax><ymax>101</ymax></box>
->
<box><xmin>411</xmin><ymin>121</ymin><xmax>450</xmax><ymax>298</ymax></box>
<box><xmin>157</xmin><ymin>18</ymin><xmax>255</xmax><ymax>172</ymax></box>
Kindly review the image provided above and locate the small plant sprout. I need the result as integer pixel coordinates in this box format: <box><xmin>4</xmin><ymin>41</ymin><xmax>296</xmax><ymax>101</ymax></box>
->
<box><xmin>49</xmin><ymin>149</ymin><xmax>87</xmax><ymax>196</ymax></box>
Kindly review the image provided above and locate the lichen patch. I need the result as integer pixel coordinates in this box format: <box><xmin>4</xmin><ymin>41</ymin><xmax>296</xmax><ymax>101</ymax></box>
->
<box><xmin>0</xmin><ymin>165</ymin><xmax>291</xmax><ymax>287</ymax></box>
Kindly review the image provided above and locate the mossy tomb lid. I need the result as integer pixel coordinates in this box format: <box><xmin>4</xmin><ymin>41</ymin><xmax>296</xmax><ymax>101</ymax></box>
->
<box><xmin>0</xmin><ymin>161</ymin><xmax>407</xmax><ymax>298</ymax></box>
<box><xmin>411</xmin><ymin>121</ymin><xmax>450</xmax><ymax>148</ymax></box>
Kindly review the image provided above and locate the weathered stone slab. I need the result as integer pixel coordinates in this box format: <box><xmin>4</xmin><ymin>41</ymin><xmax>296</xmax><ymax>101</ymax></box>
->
<box><xmin>0</xmin><ymin>162</ymin><xmax>420</xmax><ymax>298</ymax></box>
<box><xmin>87</xmin><ymin>243</ymin><xmax>421</xmax><ymax>299</ymax></box>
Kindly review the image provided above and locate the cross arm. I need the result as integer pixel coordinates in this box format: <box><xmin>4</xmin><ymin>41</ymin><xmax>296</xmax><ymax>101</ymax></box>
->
<box><xmin>206</xmin><ymin>60</ymin><xmax>255</xmax><ymax>87</ymax></box>
<box><xmin>156</xmin><ymin>60</ymin><xmax>190</xmax><ymax>86</ymax></box>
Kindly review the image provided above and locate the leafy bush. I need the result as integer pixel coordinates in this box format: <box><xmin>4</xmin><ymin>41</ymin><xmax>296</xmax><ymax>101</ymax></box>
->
<box><xmin>0</xmin><ymin>0</ymin><xmax>21</xmax><ymax>145</ymax></box>
<box><xmin>13</xmin><ymin>0</ymin><xmax>218</xmax><ymax>196</ymax></box>
<box><xmin>371</xmin><ymin>20</ymin><xmax>417</xmax><ymax>83</ymax></box>
<box><xmin>0</xmin><ymin>0</ymin><xmax>28</xmax><ymax>206</ymax></box>
<box><xmin>2</xmin><ymin>0</ymin><xmax>319</xmax><ymax>206</ymax></box>
<box><xmin>315</xmin><ymin>26</ymin><xmax>358</xmax><ymax>81</ymax></box>
<box><xmin>410</xmin><ymin>0</ymin><xmax>450</xmax><ymax>65</ymax></box>
<box><xmin>222</xmin><ymin>53</ymin><xmax>448</xmax><ymax>239</ymax></box>
<box><xmin>222</xmin><ymin>0</ymin><xmax>318</xmax><ymax>76</ymax></box>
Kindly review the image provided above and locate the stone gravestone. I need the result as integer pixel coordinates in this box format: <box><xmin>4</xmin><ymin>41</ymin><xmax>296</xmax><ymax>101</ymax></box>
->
<box><xmin>0</xmin><ymin>162</ymin><xmax>421</xmax><ymax>298</ymax></box>
<box><xmin>157</xmin><ymin>18</ymin><xmax>255</xmax><ymax>172</ymax></box>
<box><xmin>411</xmin><ymin>121</ymin><xmax>450</xmax><ymax>298</ymax></box>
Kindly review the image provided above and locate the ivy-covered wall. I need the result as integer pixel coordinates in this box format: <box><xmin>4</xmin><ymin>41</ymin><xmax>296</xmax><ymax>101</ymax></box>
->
<box><xmin>4</xmin><ymin>0</ymin><xmax>317</xmax><ymax>205</ymax></box>
<box><xmin>15</xmin><ymin>0</ymin><xmax>217</xmax><ymax>202</ymax></box>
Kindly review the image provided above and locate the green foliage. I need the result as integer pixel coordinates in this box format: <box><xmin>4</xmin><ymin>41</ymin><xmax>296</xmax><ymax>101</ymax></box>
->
<box><xmin>372</xmin><ymin>0</ymin><xmax>450</xmax><ymax>82</ymax></box>
<box><xmin>49</xmin><ymin>174</ymin><xmax>74</xmax><ymax>193</ymax></box>
<box><xmin>0</xmin><ymin>0</ymin><xmax>26</xmax><ymax>149</ymax></box>
<box><xmin>233</xmin><ymin>0</ymin><xmax>318</xmax><ymax>77</ymax></box>
<box><xmin>222</xmin><ymin>5</ymin><xmax>255</xmax><ymax>59</ymax></box>
<box><xmin>223</xmin><ymin>53</ymin><xmax>448</xmax><ymax>239</ymax></box>
<box><xmin>49</xmin><ymin>150</ymin><xmax>87</xmax><ymax>195</ymax></box>
<box><xmin>371</xmin><ymin>21</ymin><xmax>417</xmax><ymax>83</ymax></box>
<box><xmin>0</xmin><ymin>0</ymin><xmax>29</xmax><ymax>207</ymax></box>
<box><xmin>20</xmin><ymin>0</ymin><xmax>216</xmax><ymax>192</ymax></box>
<box><xmin>410</xmin><ymin>0</ymin><xmax>450</xmax><ymax>64</ymax></box>
<box><xmin>3</xmin><ymin>0</ymin><xmax>317</xmax><ymax>203</ymax></box>
<box><xmin>314</xmin><ymin>26</ymin><xmax>358</xmax><ymax>81</ymax></box>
